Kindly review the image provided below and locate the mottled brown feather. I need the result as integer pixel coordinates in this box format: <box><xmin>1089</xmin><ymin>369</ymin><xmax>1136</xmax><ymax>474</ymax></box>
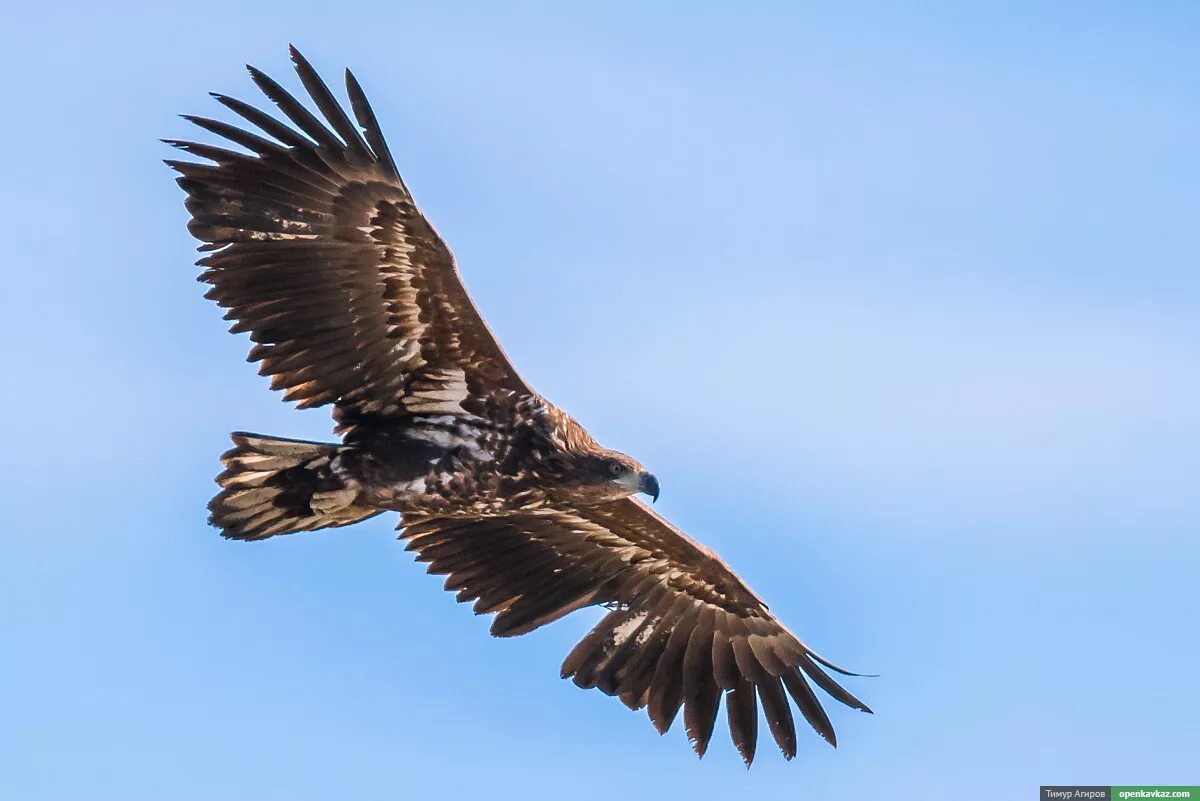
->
<box><xmin>171</xmin><ymin>50</ymin><xmax>532</xmax><ymax>438</ymax></box>
<box><xmin>399</xmin><ymin>499</ymin><xmax>869</xmax><ymax>763</ymax></box>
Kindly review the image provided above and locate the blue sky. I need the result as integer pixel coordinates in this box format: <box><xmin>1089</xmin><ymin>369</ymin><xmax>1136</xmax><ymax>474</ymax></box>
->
<box><xmin>2</xmin><ymin>2</ymin><xmax>1198</xmax><ymax>798</ymax></box>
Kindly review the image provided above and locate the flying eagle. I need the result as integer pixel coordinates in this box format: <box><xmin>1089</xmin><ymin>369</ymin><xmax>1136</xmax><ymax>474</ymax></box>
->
<box><xmin>167</xmin><ymin>47</ymin><xmax>871</xmax><ymax>765</ymax></box>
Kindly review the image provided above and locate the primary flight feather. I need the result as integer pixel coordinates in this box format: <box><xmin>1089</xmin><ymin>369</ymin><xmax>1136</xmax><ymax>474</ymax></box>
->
<box><xmin>167</xmin><ymin>46</ymin><xmax>871</xmax><ymax>765</ymax></box>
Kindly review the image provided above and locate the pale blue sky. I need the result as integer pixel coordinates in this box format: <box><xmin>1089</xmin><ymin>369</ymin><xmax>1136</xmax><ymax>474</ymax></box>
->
<box><xmin>2</xmin><ymin>2</ymin><xmax>1198</xmax><ymax>799</ymax></box>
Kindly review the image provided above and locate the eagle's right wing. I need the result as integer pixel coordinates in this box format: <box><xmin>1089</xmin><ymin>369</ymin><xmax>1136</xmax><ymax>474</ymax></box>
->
<box><xmin>168</xmin><ymin>47</ymin><xmax>532</xmax><ymax>437</ymax></box>
<box><xmin>400</xmin><ymin>499</ymin><xmax>871</xmax><ymax>764</ymax></box>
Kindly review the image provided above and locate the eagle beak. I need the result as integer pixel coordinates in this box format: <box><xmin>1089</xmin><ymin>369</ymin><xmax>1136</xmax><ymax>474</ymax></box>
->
<box><xmin>638</xmin><ymin>472</ymin><xmax>660</xmax><ymax>503</ymax></box>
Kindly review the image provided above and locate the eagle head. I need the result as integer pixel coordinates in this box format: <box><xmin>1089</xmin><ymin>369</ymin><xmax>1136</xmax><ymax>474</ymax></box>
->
<box><xmin>562</xmin><ymin>450</ymin><xmax>659</xmax><ymax>505</ymax></box>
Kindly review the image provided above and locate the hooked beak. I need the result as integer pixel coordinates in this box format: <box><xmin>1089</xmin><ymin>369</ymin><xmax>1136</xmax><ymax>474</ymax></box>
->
<box><xmin>637</xmin><ymin>471</ymin><xmax>660</xmax><ymax>503</ymax></box>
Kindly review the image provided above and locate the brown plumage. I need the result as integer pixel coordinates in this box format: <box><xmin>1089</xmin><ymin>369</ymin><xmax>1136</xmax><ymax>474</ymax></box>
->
<box><xmin>168</xmin><ymin>46</ymin><xmax>871</xmax><ymax>764</ymax></box>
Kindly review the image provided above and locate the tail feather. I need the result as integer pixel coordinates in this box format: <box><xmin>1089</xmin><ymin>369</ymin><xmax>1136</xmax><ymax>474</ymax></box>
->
<box><xmin>210</xmin><ymin>432</ymin><xmax>379</xmax><ymax>540</ymax></box>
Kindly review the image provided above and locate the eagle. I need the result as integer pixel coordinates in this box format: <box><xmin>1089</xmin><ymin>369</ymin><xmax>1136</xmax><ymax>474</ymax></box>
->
<box><xmin>167</xmin><ymin>47</ymin><xmax>871</xmax><ymax>765</ymax></box>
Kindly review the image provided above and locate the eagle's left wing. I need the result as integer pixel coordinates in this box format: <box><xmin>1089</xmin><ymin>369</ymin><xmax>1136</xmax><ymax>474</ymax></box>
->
<box><xmin>400</xmin><ymin>499</ymin><xmax>870</xmax><ymax>764</ymax></box>
<box><xmin>167</xmin><ymin>48</ymin><xmax>533</xmax><ymax>438</ymax></box>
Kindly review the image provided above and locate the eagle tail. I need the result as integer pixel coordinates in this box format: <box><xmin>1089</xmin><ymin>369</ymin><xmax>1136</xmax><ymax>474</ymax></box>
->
<box><xmin>209</xmin><ymin>432</ymin><xmax>379</xmax><ymax>541</ymax></box>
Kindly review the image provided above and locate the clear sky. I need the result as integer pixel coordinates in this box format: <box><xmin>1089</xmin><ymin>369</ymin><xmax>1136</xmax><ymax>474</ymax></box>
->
<box><xmin>2</xmin><ymin>2</ymin><xmax>1197</xmax><ymax>799</ymax></box>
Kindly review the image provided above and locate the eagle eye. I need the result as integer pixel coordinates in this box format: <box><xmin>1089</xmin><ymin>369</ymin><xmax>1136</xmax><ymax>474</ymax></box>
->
<box><xmin>608</xmin><ymin>461</ymin><xmax>624</xmax><ymax>476</ymax></box>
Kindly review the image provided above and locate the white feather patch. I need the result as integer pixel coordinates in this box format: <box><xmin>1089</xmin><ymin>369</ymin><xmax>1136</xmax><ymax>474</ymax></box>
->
<box><xmin>404</xmin><ymin>367</ymin><xmax>470</xmax><ymax>413</ymax></box>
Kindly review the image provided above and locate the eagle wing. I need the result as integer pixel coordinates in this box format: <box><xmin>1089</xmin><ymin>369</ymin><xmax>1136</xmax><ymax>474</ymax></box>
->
<box><xmin>401</xmin><ymin>498</ymin><xmax>871</xmax><ymax>764</ymax></box>
<box><xmin>168</xmin><ymin>48</ymin><xmax>531</xmax><ymax>436</ymax></box>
